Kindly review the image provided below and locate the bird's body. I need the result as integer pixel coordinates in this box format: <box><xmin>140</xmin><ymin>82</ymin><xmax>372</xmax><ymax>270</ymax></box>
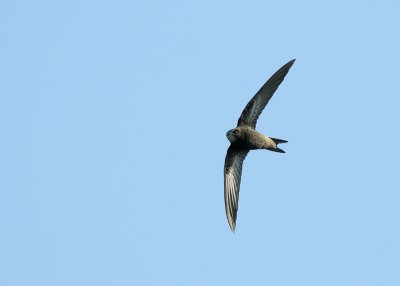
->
<box><xmin>224</xmin><ymin>59</ymin><xmax>295</xmax><ymax>232</ymax></box>
<box><xmin>226</xmin><ymin>126</ymin><xmax>285</xmax><ymax>151</ymax></box>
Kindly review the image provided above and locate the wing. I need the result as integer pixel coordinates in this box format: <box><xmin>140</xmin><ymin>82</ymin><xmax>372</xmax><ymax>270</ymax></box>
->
<box><xmin>224</xmin><ymin>145</ymin><xmax>249</xmax><ymax>232</ymax></box>
<box><xmin>237</xmin><ymin>59</ymin><xmax>295</xmax><ymax>129</ymax></box>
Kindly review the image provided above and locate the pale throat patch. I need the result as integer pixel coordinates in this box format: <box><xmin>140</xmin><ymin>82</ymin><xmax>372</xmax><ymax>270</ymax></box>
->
<box><xmin>227</xmin><ymin>134</ymin><xmax>237</xmax><ymax>143</ymax></box>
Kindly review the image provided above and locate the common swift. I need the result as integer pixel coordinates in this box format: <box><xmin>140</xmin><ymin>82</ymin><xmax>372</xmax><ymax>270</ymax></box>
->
<box><xmin>224</xmin><ymin>59</ymin><xmax>295</xmax><ymax>232</ymax></box>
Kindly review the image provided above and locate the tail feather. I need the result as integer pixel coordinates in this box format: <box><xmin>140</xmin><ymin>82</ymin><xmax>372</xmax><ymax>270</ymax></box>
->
<box><xmin>270</xmin><ymin>137</ymin><xmax>288</xmax><ymax>144</ymax></box>
<box><xmin>270</xmin><ymin>137</ymin><xmax>287</xmax><ymax>153</ymax></box>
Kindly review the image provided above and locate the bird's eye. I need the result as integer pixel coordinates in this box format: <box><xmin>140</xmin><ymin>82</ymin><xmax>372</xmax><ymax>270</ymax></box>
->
<box><xmin>233</xmin><ymin>130</ymin><xmax>239</xmax><ymax>134</ymax></box>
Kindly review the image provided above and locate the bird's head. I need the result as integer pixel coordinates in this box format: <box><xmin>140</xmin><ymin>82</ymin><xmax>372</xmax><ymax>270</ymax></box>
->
<box><xmin>226</xmin><ymin>128</ymin><xmax>242</xmax><ymax>143</ymax></box>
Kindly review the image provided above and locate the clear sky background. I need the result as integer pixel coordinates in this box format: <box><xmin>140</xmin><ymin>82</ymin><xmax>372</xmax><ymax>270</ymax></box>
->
<box><xmin>1</xmin><ymin>1</ymin><xmax>399</xmax><ymax>285</ymax></box>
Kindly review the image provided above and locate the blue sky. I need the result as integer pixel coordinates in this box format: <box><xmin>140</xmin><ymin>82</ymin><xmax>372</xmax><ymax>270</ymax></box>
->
<box><xmin>1</xmin><ymin>1</ymin><xmax>400</xmax><ymax>285</ymax></box>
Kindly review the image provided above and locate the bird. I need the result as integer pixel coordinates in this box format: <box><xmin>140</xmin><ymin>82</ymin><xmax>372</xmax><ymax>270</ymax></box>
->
<box><xmin>224</xmin><ymin>59</ymin><xmax>295</xmax><ymax>232</ymax></box>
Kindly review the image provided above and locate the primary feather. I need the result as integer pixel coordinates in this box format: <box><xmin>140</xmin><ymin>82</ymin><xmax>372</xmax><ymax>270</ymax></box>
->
<box><xmin>237</xmin><ymin>59</ymin><xmax>295</xmax><ymax>129</ymax></box>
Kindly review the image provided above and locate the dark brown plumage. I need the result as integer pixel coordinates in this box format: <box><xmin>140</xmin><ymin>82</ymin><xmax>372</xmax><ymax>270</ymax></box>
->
<box><xmin>224</xmin><ymin>59</ymin><xmax>295</xmax><ymax>232</ymax></box>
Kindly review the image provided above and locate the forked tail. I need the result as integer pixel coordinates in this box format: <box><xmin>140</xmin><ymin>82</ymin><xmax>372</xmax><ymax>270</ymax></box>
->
<box><xmin>270</xmin><ymin>137</ymin><xmax>288</xmax><ymax>153</ymax></box>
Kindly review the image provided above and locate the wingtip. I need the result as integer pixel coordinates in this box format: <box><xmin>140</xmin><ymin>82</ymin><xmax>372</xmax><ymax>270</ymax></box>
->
<box><xmin>277</xmin><ymin>59</ymin><xmax>295</xmax><ymax>74</ymax></box>
<box><xmin>287</xmin><ymin>59</ymin><xmax>296</xmax><ymax>67</ymax></box>
<box><xmin>227</xmin><ymin>218</ymin><xmax>236</xmax><ymax>233</ymax></box>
